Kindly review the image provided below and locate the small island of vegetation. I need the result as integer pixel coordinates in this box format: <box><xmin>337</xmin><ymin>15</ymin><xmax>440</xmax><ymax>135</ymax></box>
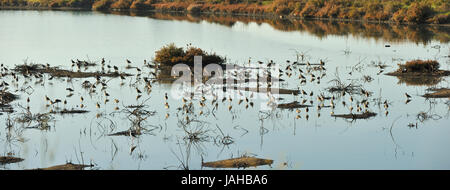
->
<box><xmin>154</xmin><ymin>43</ymin><xmax>225</xmax><ymax>66</ymax></box>
<box><xmin>386</xmin><ymin>59</ymin><xmax>450</xmax><ymax>86</ymax></box>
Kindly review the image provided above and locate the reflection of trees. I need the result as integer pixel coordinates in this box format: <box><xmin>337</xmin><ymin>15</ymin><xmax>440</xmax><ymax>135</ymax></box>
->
<box><xmin>106</xmin><ymin>11</ymin><xmax>449</xmax><ymax>45</ymax></box>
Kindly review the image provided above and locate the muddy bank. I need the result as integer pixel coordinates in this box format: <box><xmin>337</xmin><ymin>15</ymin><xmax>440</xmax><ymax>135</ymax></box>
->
<box><xmin>386</xmin><ymin>60</ymin><xmax>450</xmax><ymax>86</ymax></box>
<box><xmin>332</xmin><ymin>112</ymin><xmax>377</xmax><ymax>120</ymax></box>
<box><xmin>386</xmin><ymin>70</ymin><xmax>450</xmax><ymax>77</ymax></box>
<box><xmin>202</xmin><ymin>156</ymin><xmax>273</xmax><ymax>169</ymax></box>
<box><xmin>277</xmin><ymin>101</ymin><xmax>313</xmax><ymax>109</ymax></box>
<box><xmin>13</xmin><ymin>63</ymin><xmax>132</xmax><ymax>78</ymax></box>
<box><xmin>224</xmin><ymin>86</ymin><xmax>299</xmax><ymax>95</ymax></box>
<box><xmin>0</xmin><ymin>156</ymin><xmax>24</xmax><ymax>164</ymax></box>
<box><xmin>50</xmin><ymin>109</ymin><xmax>89</xmax><ymax>114</ymax></box>
<box><xmin>33</xmin><ymin>162</ymin><xmax>94</xmax><ymax>170</ymax></box>
<box><xmin>108</xmin><ymin>129</ymin><xmax>142</xmax><ymax>137</ymax></box>
<box><xmin>423</xmin><ymin>88</ymin><xmax>450</xmax><ymax>98</ymax></box>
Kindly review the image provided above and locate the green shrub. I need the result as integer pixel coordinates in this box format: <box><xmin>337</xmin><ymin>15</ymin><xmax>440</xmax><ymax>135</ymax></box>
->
<box><xmin>155</xmin><ymin>43</ymin><xmax>186</xmax><ymax>65</ymax></box>
<box><xmin>154</xmin><ymin>43</ymin><xmax>225</xmax><ymax>66</ymax></box>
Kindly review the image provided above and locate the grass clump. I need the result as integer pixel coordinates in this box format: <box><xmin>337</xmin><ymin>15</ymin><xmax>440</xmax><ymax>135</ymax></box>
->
<box><xmin>0</xmin><ymin>91</ymin><xmax>19</xmax><ymax>104</ymax></box>
<box><xmin>154</xmin><ymin>43</ymin><xmax>225</xmax><ymax>66</ymax></box>
<box><xmin>400</xmin><ymin>60</ymin><xmax>440</xmax><ymax>73</ymax></box>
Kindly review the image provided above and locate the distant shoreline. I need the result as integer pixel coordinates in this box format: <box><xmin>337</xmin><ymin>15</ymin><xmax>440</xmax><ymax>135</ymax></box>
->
<box><xmin>1</xmin><ymin>6</ymin><xmax>449</xmax><ymax>28</ymax></box>
<box><xmin>0</xmin><ymin>0</ymin><xmax>449</xmax><ymax>25</ymax></box>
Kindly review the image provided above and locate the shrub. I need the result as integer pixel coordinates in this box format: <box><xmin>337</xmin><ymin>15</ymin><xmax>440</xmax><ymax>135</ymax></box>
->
<box><xmin>392</xmin><ymin>8</ymin><xmax>407</xmax><ymax>22</ymax></box>
<box><xmin>405</xmin><ymin>2</ymin><xmax>435</xmax><ymax>23</ymax></box>
<box><xmin>187</xmin><ymin>4</ymin><xmax>202</xmax><ymax>14</ymax></box>
<box><xmin>154</xmin><ymin>43</ymin><xmax>225</xmax><ymax>66</ymax></box>
<box><xmin>130</xmin><ymin>0</ymin><xmax>151</xmax><ymax>10</ymax></box>
<box><xmin>275</xmin><ymin>5</ymin><xmax>290</xmax><ymax>15</ymax></box>
<box><xmin>299</xmin><ymin>0</ymin><xmax>321</xmax><ymax>18</ymax></box>
<box><xmin>430</xmin><ymin>13</ymin><xmax>450</xmax><ymax>24</ymax></box>
<box><xmin>155</xmin><ymin>43</ymin><xmax>186</xmax><ymax>66</ymax></box>
<box><xmin>347</xmin><ymin>7</ymin><xmax>362</xmax><ymax>19</ymax></box>
<box><xmin>400</xmin><ymin>60</ymin><xmax>440</xmax><ymax>72</ymax></box>
<box><xmin>67</xmin><ymin>0</ymin><xmax>93</xmax><ymax>8</ymax></box>
<box><xmin>110</xmin><ymin>0</ymin><xmax>131</xmax><ymax>9</ymax></box>
<box><xmin>92</xmin><ymin>0</ymin><xmax>112</xmax><ymax>10</ymax></box>
<box><xmin>49</xmin><ymin>0</ymin><xmax>66</xmax><ymax>8</ymax></box>
<box><xmin>185</xmin><ymin>46</ymin><xmax>225</xmax><ymax>66</ymax></box>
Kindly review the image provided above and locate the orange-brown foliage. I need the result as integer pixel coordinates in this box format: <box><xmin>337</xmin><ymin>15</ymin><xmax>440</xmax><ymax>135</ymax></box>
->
<box><xmin>402</xmin><ymin>60</ymin><xmax>440</xmax><ymax>72</ymax></box>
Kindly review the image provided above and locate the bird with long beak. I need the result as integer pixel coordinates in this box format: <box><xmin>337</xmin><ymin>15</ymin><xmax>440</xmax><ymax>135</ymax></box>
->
<box><xmin>405</xmin><ymin>93</ymin><xmax>411</xmax><ymax>99</ymax></box>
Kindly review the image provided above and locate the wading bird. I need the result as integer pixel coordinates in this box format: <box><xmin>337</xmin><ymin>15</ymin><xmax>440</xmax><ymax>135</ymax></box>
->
<box><xmin>405</xmin><ymin>93</ymin><xmax>411</xmax><ymax>99</ymax></box>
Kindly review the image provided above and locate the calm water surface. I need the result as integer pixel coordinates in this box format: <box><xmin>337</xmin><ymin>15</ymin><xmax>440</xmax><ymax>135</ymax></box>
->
<box><xmin>0</xmin><ymin>10</ymin><xmax>449</xmax><ymax>170</ymax></box>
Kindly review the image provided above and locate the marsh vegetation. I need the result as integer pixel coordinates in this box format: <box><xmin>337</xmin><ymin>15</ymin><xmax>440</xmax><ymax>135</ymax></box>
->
<box><xmin>1</xmin><ymin>0</ymin><xmax>449</xmax><ymax>24</ymax></box>
<box><xmin>0</xmin><ymin>10</ymin><xmax>449</xmax><ymax>170</ymax></box>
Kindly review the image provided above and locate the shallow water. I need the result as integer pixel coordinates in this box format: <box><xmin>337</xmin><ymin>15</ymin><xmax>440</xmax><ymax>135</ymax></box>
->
<box><xmin>0</xmin><ymin>10</ymin><xmax>449</xmax><ymax>170</ymax></box>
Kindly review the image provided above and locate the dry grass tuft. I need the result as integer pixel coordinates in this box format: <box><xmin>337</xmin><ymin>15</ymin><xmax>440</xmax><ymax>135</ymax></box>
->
<box><xmin>400</xmin><ymin>60</ymin><xmax>440</xmax><ymax>73</ymax></box>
